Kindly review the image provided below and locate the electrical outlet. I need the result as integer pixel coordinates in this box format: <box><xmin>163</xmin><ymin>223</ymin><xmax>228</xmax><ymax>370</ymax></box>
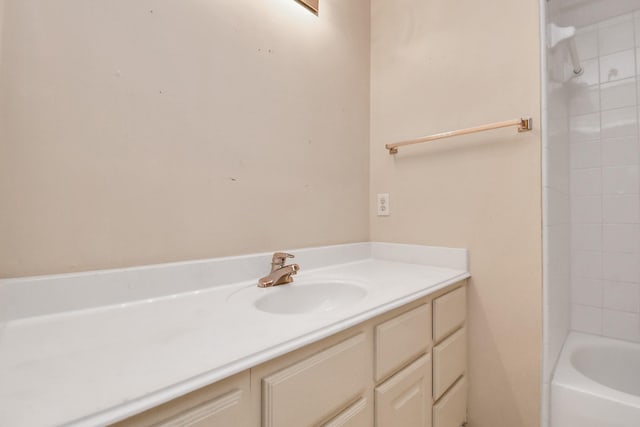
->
<box><xmin>377</xmin><ymin>193</ymin><xmax>390</xmax><ymax>216</ymax></box>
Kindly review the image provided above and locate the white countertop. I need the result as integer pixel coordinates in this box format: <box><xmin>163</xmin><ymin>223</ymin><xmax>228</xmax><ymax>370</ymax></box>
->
<box><xmin>0</xmin><ymin>243</ymin><xmax>469</xmax><ymax>427</ymax></box>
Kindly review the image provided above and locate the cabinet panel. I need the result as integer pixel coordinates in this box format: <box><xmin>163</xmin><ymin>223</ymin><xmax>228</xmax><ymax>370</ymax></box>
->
<box><xmin>113</xmin><ymin>371</ymin><xmax>252</xmax><ymax>427</ymax></box>
<box><xmin>433</xmin><ymin>377</ymin><xmax>466</xmax><ymax>427</ymax></box>
<box><xmin>116</xmin><ymin>289</ymin><xmax>467</xmax><ymax>427</ymax></box>
<box><xmin>433</xmin><ymin>287</ymin><xmax>466</xmax><ymax>343</ymax></box>
<box><xmin>153</xmin><ymin>390</ymin><xmax>243</xmax><ymax>427</ymax></box>
<box><xmin>262</xmin><ymin>333</ymin><xmax>368</xmax><ymax>427</ymax></box>
<box><xmin>322</xmin><ymin>397</ymin><xmax>371</xmax><ymax>427</ymax></box>
<box><xmin>433</xmin><ymin>328</ymin><xmax>466</xmax><ymax>400</ymax></box>
<box><xmin>375</xmin><ymin>304</ymin><xmax>431</xmax><ymax>382</ymax></box>
<box><xmin>375</xmin><ymin>353</ymin><xmax>432</xmax><ymax>427</ymax></box>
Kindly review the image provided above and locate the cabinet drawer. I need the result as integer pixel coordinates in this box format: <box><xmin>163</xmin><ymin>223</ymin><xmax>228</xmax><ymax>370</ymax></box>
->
<box><xmin>375</xmin><ymin>353</ymin><xmax>432</xmax><ymax>427</ymax></box>
<box><xmin>433</xmin><ymin>328</ymin><xmax>466</xmax><ymax>400</ymax></box>
<box><xmin>323</xmin><ymin>396</ymin><xmax>371</xmax><ymax>427</ymax></box>
<box><xmin>433</xmin><ymin>377</ymin><xmax>466</xmax><ymax>427</ymax></box>
<box><xmin>433</xmin><ymin>287</ymin><xmax>466</xmax><ymax>343</ymax></box>
<box><xmin>375</xmin><ymin>304</ymin><xmax>431</xmax><ymax>381</ymax></box>
<box><xmin>262</xmin><ymin>333</ymin><xmax>368</xmax><ymax>427</ymax></box>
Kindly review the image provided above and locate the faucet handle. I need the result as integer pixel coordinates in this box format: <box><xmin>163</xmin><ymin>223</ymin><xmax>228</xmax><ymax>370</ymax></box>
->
<box><xmin>272</xmin><ymin>252</ymin><xmax>295</xmax><ymax>267</ymax></box>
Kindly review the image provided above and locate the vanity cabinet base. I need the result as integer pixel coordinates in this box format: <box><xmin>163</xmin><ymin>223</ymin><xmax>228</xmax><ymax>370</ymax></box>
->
<box><xmin>113</xmin><ymin>282</ymin><xmax>467</xmax><ymax>427</ymax></box>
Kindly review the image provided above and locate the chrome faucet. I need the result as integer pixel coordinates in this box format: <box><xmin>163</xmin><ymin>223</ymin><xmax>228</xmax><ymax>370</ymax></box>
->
<box><xmin>258</xmin><ymin>252</ymin><xmax>300</xmax><ymax>288</ymax></box>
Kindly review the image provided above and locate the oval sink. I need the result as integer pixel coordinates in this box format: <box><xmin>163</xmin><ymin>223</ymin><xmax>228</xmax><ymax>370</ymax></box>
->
<box><xmin>254</xmin><ymin>281</ymin><xmax>367</xmax><ymax>315</ymax></box>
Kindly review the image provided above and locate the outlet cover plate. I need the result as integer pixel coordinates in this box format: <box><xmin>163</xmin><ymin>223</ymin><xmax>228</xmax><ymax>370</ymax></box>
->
<box><xmin>377</xmin><ymin>193</ymin><xmax>390</xmax><ymax>216</ymax></box>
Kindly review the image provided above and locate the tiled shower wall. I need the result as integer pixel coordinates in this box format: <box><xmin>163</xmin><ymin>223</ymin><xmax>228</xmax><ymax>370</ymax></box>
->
<box><xmin>569</xmin><ymin>10</ymin><xmax>640</xmax><ymax>342</ymax></box>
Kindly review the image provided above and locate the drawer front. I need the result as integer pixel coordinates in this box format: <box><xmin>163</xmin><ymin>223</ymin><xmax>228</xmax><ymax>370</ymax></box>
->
<box><xmin>375</xmin><ymin>304</ymin><xmax>431</xmax><ymax>381</ymax></box>
<box><xmin>433</xmin><ymin>286</ymin><xmax>466</xmax><ymax>343</ymax></box>
<box><xmin>433</xmin><ymin>377</ymin><xmax>466</xmax><ymax>427</ymax></box>
<box><xmin>322</xmin><ymin>397</ymin><xmax>371</xmax><ymax>427</ymax></box>
<box><xmin>433</xmin><ymin>328</ymin><xmax>466</xmax><ymax>400</ymax></box>
<box><xmin>262</xmin><ymin>333</ymin><xmax>368</xmax><ymax>427</ymax></box>
<box><xmin>375</xmin><ymin>353</ymin><xmax>432</xmax><ymax>427</ymax></box>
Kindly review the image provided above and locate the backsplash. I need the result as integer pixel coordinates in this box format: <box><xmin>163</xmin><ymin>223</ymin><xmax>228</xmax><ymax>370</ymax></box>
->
<box><xmin>0</xmin><ymin>243</ymin><xmax>467</xmax><ymax>322</ymax></box>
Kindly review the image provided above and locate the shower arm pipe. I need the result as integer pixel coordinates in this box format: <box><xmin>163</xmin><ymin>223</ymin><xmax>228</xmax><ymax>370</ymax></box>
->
<box><xmin>568</xmin><ymin>38</ymin><xmax>584</xmax><ymax>75</ymax></box>
<box><xmin>385</xmin><ymin>117</ymin><xmax>533</xmax><ymax>154</ymax></box>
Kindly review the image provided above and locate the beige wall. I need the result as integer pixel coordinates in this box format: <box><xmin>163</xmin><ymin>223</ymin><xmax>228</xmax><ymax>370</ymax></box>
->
<box><xmin>0</xmin><ymin>0</ymin><xmax>370</xmax><ymax>277</ymax></box>
<box><xmin>2</xmin><ymin>2</ymin><xmax>544</xmax><ymax>425</ymax></box>
<box><xmin>0</xmin><ymin>0</ymin><xmax>4</xmax><ymax>65</ymax></box>
<box><xmin>370</xmin><ymin>1</ymin><xmax>542</xmax><ymax>426</ymax></box>
<box><xmin>0</xmin><ymin>0</ymin><xmax>5</xmax><ymax>102</ymax></box>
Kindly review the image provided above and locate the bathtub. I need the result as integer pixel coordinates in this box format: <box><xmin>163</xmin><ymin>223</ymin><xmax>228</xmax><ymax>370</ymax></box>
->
<box><xmin>551</xmin><ymin>332</ymin><xmax>640</xmax><ymax>427</ymax></box>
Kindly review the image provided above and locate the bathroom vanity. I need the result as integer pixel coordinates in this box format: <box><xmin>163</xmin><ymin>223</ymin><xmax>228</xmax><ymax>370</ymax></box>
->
<box><xmin>0</xmin><ymin>243</ymin><xmax>469</xmax><ymax>427</ymax></box>
<box><xmin>116</xmin><ymin>284</ymin><xmax>467</xmax><ymax>427</ymax></box>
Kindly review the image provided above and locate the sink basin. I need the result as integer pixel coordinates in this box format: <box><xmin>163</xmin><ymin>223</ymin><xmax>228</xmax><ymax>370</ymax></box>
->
<box><xmin>254</xmin><ymin>281</ymin><xmax>367</xmax><ymax>315</ymax></box>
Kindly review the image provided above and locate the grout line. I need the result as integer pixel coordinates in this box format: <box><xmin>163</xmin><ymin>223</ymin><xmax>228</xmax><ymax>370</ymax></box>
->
<box><xmin>594</xmin><ymin>18</ymin><xmax>606</xmax><ymax>319</ymax></box>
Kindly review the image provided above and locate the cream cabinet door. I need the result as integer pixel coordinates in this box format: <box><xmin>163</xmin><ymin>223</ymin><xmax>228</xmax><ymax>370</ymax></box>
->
<box><xmin>113</xmin><ymin>371</ymin><xmax>253</xmax><ymax>427</ymax></box>
<box><xmin>262</xmin><ymin>333</ymin><xmax>369</xmax><ymax>427</ymax></box>
<box><xmin>433</xmin><ymin>377</ymin><xmax>466</xmax><ymax>427</ymax></box>
<box><xmin>375</xmin><ymin>304</ymin><xmax>431</xmax><ymax>382</ymax></box>
<box><xmin>433</xmin><ymin>286</ymin><xmax>466</xmax><ymax>343</ymax></box>
<box><xmin>375</xmin><ymin>353</ymin><xmax>432</xmax><ymax>427</ymax></box>
<box><xmin>433</xmin><ymin>328</ymin><xmax>466</xmax><ymax>400</ymax></box>
<box><xmin>322</xmin><ymin>397</ymin><xmax>372</xmax><ymax>427</ymax></box>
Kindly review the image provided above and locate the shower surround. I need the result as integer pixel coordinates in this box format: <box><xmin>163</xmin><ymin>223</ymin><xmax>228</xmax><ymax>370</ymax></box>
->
<box><xmin>568</xmin><ymin>11</ymin><xmax>640</xmax><ymax>342</ymax></box>
<box><xmin>543</xmin><ymin>3</ymin><xmax>640</xmax><ymax>426</ymax></box>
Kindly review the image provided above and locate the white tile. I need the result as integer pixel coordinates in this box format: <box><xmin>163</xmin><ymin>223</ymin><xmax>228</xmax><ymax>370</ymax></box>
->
<box><xmin>572</xmin><ymin>250</ymin><xmax>603</xmax><ymax>279</ymax></box>
<box><xmin>603</xmin><ymin>252</ymin><xmax>640</xmax><ymax>283</ymax></box>
<box><xmin>574</xmin><ymin>30</ymin><xmax>598</xmax><ymax>60</ymax></box>
<box><xmin>548</xmin><ymin>145</ymin><xmax>571</xmax><ymax>194</ymax></box>
<box><xmin>570</xmin><ymin>85</ymin><xmax>600</xmax><ymax>115</ymax></box>
<box><xmin>603</xmin><ymin>224</ymin><xmax>640</xmax><ymax>253</ymax></box>
<box><xmin>637</xmin><ymin>73</ymin><xmax>640</xmax><ymax>108</ymax></box>
<box><xmin>547</xmin><ymin>188</ymin><xmax>570</xmax><ymax>225</ymax></box>
<box><xmin>601</xmin><ymin>107</ymin><xmax>638</xmax><ymax>138</ymax></box>
<box><xmin>571</xmin><ymin>142</ymin><xmax>601</xmax><ymax>169</ymax></box>
<box><xmin>543</xmin><ymin>146</ymin><xmax>551</xmax><ymax>189</ymax></box>
<box><xmin>636</xmin><ymin>12</ymin><xmax>640</xmax><ymax>47</ymax></box>
<box><xmin>548</xmin><ymin>116</ymin><xmax>569</xmax><ymax>140</ymax></box>
<box><xmin>599</xmin><ymin>12</ymin><xmax>633</xmax><ymax>29</ymax></box>
<box><xmin>598</xmin><ymin>18</ymin><xmax>634</xmax><ymax>56</ymax></box>
<box><xmin>572</xmin><ymin>223</ymin><xmax>602</xmax><ymax>251</ymax></box>
<box><xmin>549</xmin><ymin>269</ymin><xmax>571</xmax><ymax>307</ymax></box>
<box><xmin>572</xmin><ymin>304</ymin><xmax>603</xmax><ymax>334</ymax></box>
<box><xmin>548</xmin><ymin>86</ymin><xmax>570</xmax><ymax>119</ymax></box>
<box><xmin>602</xmin><ymin>166</ymin><xmax>640</xmax><ymax>195</ymax></box>
<box><xmin>603</xmin><ymin>281</ymin><xmax>640</xmax><ymax>312</ymax></box>
<box><xmin>574</xmin><ymin>58</ymin><xmax>600</xmax><ymax>86</ymax></box>
<box><xmin>600</xmin><ymin>49</ymin><xmax>636</xmax><ymax>83</ymax></box>
<box><xmin>602</xmin><ymin>137</ymin><xmax>640</xmax><ymax>167</ymax></box>
<box><xmin>547</xmin><ymin>307</ymin><xmax>570</xmax><ymax>370</ymax></box>
<box><xmin>571</xmin><ymin>168</ymin><xmax>602</xmax><ymax>195</ymax></box>
<box><xmin>569</xmin><ymin>112</ymin><xmax>600</xmax><ymax>142</ymax></box>
<box><xmin>577</xmin><ymin>21</ymin><xmax>599</xmax><ymax>35</ymax></box>
<box><xmin>547</xmin><ymin>225</ymin><xmax>571</xmax><ymax>279</ymax></box>
<box><xmin>603</xmin><ymin>195</ymin><xmax>640</xmax><ymax>223</ymax></box>
<box><xmin>541</xmin><ymin>384</ymin><xmax>551</xmax><ymax>427</ymax></box>
<box><xmin>603</xmin><ymin>310</ymin><xmax>640</xmax><ymax>342</ymax></box>
<box><xmin>600</xmin><ymin>78</ymin><xmax>637</xmax><ymax>111</ymax></box>
<box><xmin>572</xmin><ymin>277</ymin><xmax>603</xmax><ymax>307</ymax></box>
<box><xmin>572</xmin><ymin>196</ymin><xmax>602</xmax><ymax>223</ymax></box>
